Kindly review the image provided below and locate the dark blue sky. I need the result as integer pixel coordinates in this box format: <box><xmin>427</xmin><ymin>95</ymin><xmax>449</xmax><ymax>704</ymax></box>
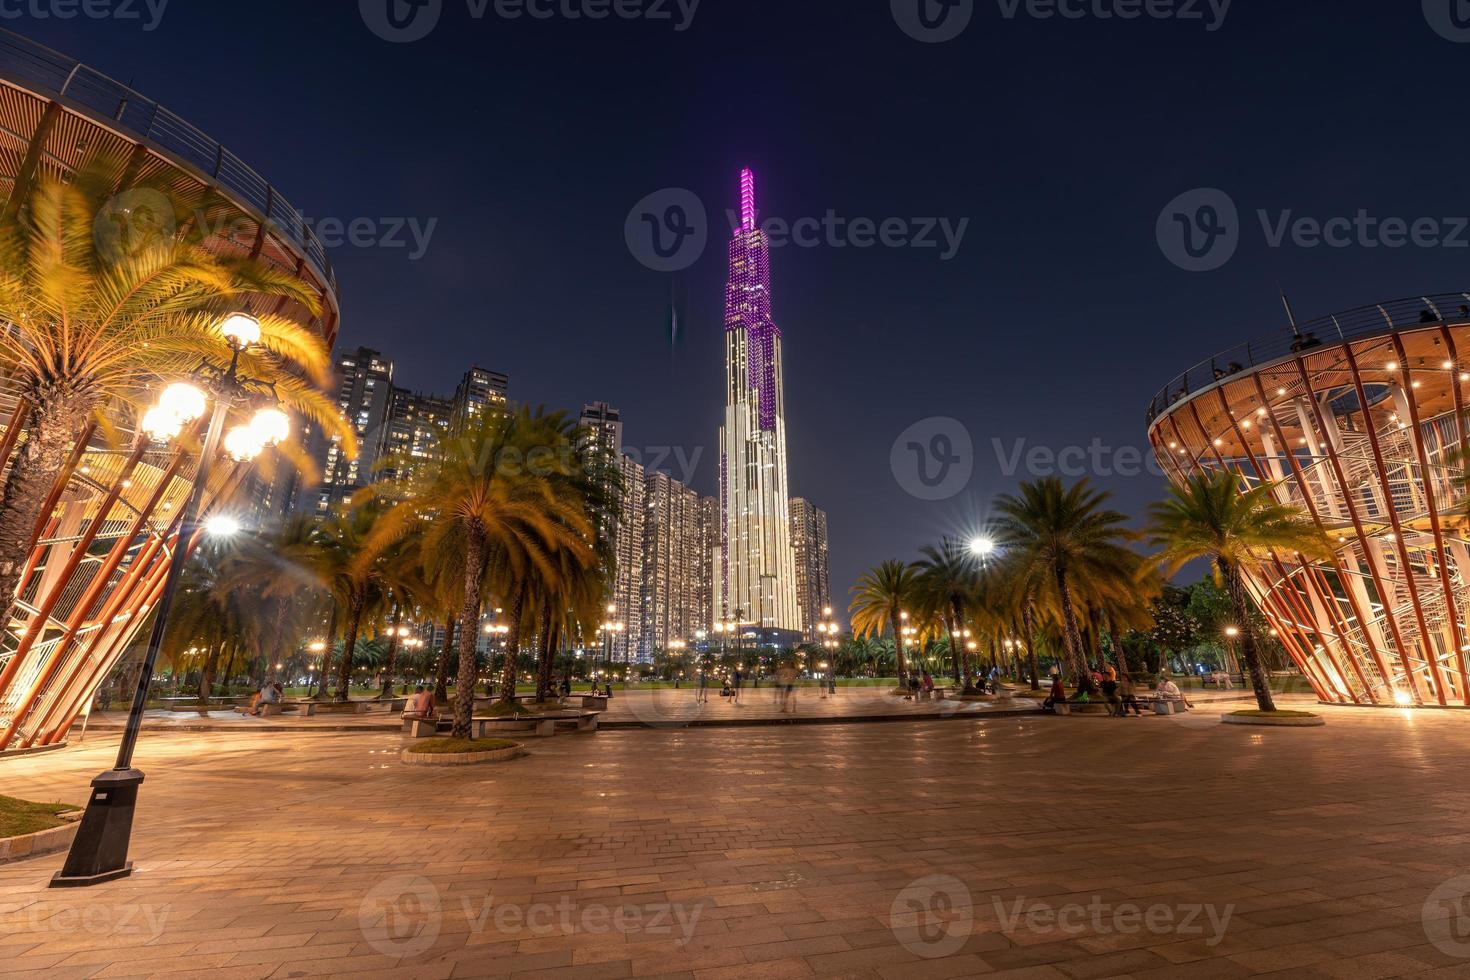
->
<box><xmin>24</xmin><ymin>1</ymin><xmax>1470</xmax><ymax>599</ymax></box>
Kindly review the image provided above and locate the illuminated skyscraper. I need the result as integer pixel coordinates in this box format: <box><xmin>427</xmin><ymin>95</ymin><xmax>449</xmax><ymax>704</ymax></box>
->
<box><xmin>719</xmin><ymin>168</ymin><xmax>800</xmax><ymax>632</ymax></box>
<box><xmin>789</xmin><ymin>498</ymin><xmax>831</xmax><ymax>643</ymax></box>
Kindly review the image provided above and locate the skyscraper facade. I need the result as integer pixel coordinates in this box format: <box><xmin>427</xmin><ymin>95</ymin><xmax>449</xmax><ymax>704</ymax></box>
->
<box><xmin>719</xmin><ymin>168</ymin><xmax>801</xmax><ymax>632</ymax></box>
<box><xmin>609</xmin><ymin>453</ymin><xmax>646</xmax><ymax>663</ymax></box>
<box><xmin>451</xmin><ymin>366</ymin><xmax>510</xmax><ymax>430</ymax></box>
<box><xmin>642</xmin><ymin>472</ymin><xmax>706</xmax><ymax>656</ymax></box>
<box><xmin>378</xmin><ymin>388</ymin><xmax>453</xmax><ymax>486</ymax></box>
<box><xmin>295</xmin><ymin>346</ymin><xmax>395</xmax><ymax>515</ymax></box>
<box><xmin>790</xmin><ymin>498</ymin><xmax>832</xmax><ymax>643</ymax></box>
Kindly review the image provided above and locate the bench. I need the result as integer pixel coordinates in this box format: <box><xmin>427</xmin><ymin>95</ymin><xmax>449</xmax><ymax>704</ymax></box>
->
<box><xmin>578</xmin><ymin>695</ymin><xmax>609</xmax><ymax>711</ymax></box>
<box><xmin>555</xmin><ymin>711</ymin><xmax>600</xmax><ymax>734</ymax></box>
<box><xmin>473</xmin><ymin>715</ymin><xmax>558</xmax><ymax>738</ymax></box>
<box><xmin>402</xmin><ymin>715</ymin><xmax>442</xmax><ymax>738</ymax></box>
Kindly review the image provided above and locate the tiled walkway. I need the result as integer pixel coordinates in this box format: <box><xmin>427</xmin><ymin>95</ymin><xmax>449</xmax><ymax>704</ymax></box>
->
<box><xmin>3</xmin><ymin>704</ymin><xmax>1466</xmax><ymax>978</ymax></box>
<box><xmin>79</xmin><ymin>686</ymin><xmax>1268</xmax><ymax>734</ymax></box>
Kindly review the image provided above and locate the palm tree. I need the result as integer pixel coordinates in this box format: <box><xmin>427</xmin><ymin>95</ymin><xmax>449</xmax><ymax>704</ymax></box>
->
<box><xmin>1149</xmin><ymin>471</ymin><xmax>1329</xmax><ymax>712</ymax></box>
<box><xmin>916</xmin><ymin>538</ymin><xmax>980</xmax><ymax>690</ymax></box>
<box><xmin>361</xmin><ymin>407</ymin><xmax>599</xmax><ymax>739</ymax></box>
<box><xmin>304</xmin><ymin>503</ymin><xmax>395</xmax><ymax>701</ymax></box>
<box><xmin>849</xmin><ymin>560</ymin><xmax>920</xmax><ymax>688</ymax></box>
<box><xmin>216</xmin><ymin>516</ymin><xmax>325</xmax><ymax>687</ymax></box>
<box><xmin>0</xmin><ymin>167</ymin><xmax>347</xmax><ymax>626</ymax></box>
<box><xmin>995</xmin><ymin>478</ymin><xmax>1136</xmax><ymax>698</ymax></box>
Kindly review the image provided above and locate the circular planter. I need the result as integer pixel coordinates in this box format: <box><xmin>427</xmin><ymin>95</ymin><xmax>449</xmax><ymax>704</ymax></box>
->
<box><xmin>0</xmin><ymin>811</ymin><xmax>83</xmax><ymax>865</ymax></box>
<box><xmin>400</xmin><ymin>744</ymin><xmax>523</xmax><ymax>766</ymax></box>
<box><xmin>1222</xmin><ymin>712</ymin><xmax>1324</xmax><ymax>727</ymax></box>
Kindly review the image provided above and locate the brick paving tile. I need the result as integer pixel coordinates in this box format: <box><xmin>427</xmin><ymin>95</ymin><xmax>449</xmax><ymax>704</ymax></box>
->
<box><xmin>3</xmin><ymin>705</ymin><xmax>1470</xmax><ymax>978</ymax></box>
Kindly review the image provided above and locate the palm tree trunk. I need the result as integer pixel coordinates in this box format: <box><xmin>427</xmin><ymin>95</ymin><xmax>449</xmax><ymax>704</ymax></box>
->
<box><xmin>379</xmin><ymin>603</ymin><xmax>403</xmax><ymax>699</ymax></box>
<box><xmin>1055</xmin><ymin>565</ymin><xmax>1095</xmax><ymax>696</ymax></box>
<box><xmin>198</xmin><ymin>644</ymin><xmax>221</xmax><ymax>706</ymax></box>
<box><xmin>496</xmin><ymin>582</ymin><xmax>526</xmax><ymax>704</ymax></box>
<box><xmin>1224</xmin><ymin>559</ymin><xmax>1276</xmax><ymax>711</ymax></box>
<box><xmin>435</xmin><ymin>617</ymin><xmax>455</xmax><ymax>703</ymax></box>
<box><xmin>452</xmin><ymin>530</ymin><xmax>487</xmax><ymax>739</ymax></box>
<box><xmin>890</xmin><ymin>603</ymin><xmax>908</xmax><ymax>688</ymax></box>
<box><xmin>334</xmin><ymin>593</ymin><xmax>366</xmax><ymax>701</ymax></box>
<box><xmin>315</xmin><ymin>602</ymin><xmax>339</xmax><ymax>699</ymax></box>
<box><xmin>536</xmin><ymin>601</ymin><xmax>556</xmax><ymax>702</ymax></box>
<box><xmin>1022</xmin><ymin>600</ymin><xmax>1041</xmax><ymax>690</ymax></box>
<box><xmin>0</xmin><ymin>398</ymin><xmax>92</xmax><ymax>626</ymax></box>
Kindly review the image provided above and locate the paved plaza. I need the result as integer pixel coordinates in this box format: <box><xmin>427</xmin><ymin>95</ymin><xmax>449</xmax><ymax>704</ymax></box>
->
<box><xmin>4</xmin><ymin>705</ymin><xmax>1470</xmax><ymax>978</ymax></box>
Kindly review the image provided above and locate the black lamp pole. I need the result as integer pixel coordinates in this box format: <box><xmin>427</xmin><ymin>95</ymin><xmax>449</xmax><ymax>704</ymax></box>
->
<box><xmin>52</xmin><ymin>349</ymin><xmax>243</xmax><ymax>888</ymax></box>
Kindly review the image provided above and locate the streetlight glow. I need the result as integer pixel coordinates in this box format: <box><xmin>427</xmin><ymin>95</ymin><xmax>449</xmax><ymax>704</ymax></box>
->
<box><xmin>969</xmin><ymin>535</ymin><xmax>996</xmax><ymax>558</ymax></box>
<box><xmin>218</xmin><ymin>312</ymin><xmax>262</xmax><ymax>350</ymax></box>
<box><xmin>203</xmin><ymin>514</ymin><xmax>241</xmax><ymax>537</ymax></box>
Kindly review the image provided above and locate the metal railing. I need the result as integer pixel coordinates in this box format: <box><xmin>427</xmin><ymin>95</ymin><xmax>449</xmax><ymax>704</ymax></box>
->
<box><xmin>0</xmin><ymin>28</ymin><xmax>336</xmax><ymax>295</ymax></box>
<box><xmin>1146</xmin><ymin>292</ymin><xmax>1470</xmax><ymax>426</ymax></box>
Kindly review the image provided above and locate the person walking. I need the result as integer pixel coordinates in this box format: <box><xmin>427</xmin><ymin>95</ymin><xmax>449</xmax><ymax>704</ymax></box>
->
<box><xmin>1117</xmin><ymin>675</ymin><xmax>1143</xmax><ymax>716</ymax></box>
<box><xmin>733</xmin><ymin>668</ymin><xmax>743</xmax><ymax>705</ymax></box>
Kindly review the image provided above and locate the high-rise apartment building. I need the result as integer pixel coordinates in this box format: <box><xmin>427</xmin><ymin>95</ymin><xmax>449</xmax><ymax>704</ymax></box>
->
<box><xmin>719</xmin><ymin>168</ymin><xmax>800</xmax><ymax>632</ymax></box>
<box><xmin>790</xmin><ymin>498</ymin><xmax>832</xmax><ymax>643</ymax></box>
<box><xmin>608</xmin><ymin>453</ymin><xmax>646</xmax><ymax>663</ymax></box>
<box><xmin>642</xmin><ymin>472</ymin><xmax>706</xmax><ymax>656</ymax></box>
<box><xmin>378</xmin><ymin>388</ymin><xmax>453</xmax><ymax>486</ymax></box>
<box><xmin>451</xmin><ymin>366</ymin><xmax>509</xmax><ymax>430</ymax></box>
<box><xmin>294</xmin><ymin>346</ymin><xmax>395</xmax><ymax>515</ymax></box>
<box><xmin>698</xmin><ymin>495</ymin><xmax>719</xmax><ymax>636</ymax></box>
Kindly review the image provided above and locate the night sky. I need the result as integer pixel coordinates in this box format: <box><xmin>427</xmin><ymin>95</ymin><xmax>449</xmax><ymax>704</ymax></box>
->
<box><xmin>23</xmin><ymin>1</ymin><xmax>1470</xmax><ymax>600</ymax></box>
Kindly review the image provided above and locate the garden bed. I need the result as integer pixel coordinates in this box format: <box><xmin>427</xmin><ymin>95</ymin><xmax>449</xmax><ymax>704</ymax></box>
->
<box><xmin>401</xmin><ymin>738</ymin><xmax>522</xmax><ymax>766</ymax></box>
<box><xmin>1222</xmin><ymin>709</ymin><xmax>1324</xmax><ymax>727</ymax></box>
<box><xmin>0</xmin><ymin>796</ymin><xmax>82</xmax><ymax>864</ymax></box>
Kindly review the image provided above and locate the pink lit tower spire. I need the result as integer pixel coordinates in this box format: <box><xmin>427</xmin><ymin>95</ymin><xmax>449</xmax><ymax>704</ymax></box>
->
<box><xmin>717</xmin><ymin>168</ymin><xmax>800</xmax><ymax>635</ymax></box>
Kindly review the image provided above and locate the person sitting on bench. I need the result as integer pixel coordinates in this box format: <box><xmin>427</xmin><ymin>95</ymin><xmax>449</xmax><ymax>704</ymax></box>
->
<box><xmin>1155</xmin><ymin>675</ymin><xmax>1191</xmax><ymax>711</ymax></box>
<box><xmin>404</xmin><ymin>685</ymin><xmax>438</xmax><ymax>720</ymax></box>
<box><xmin>1042</xmin><ymin>674</ymin><xmax>1066</xmax><ymax>713</ymax></box>
<box><xmin>243</xmin><ymin>682</ymin><xmax>282</xmax><ymax>716</ymax></box>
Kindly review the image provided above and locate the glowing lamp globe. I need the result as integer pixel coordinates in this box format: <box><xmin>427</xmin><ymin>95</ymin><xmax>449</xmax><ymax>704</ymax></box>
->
<box><xmin>969</xmin><ymin>536</ymin><xmax>996</xmax><ymax>558</ymax></box>
<box><xmin>249</xmin><ymin>407</ymin><xmax>290</xmax><ymax>446</ymax></box>
<box><xmin>141</xmin><ymin>405</ymin><xmax>184</xmax><ymax>442</ymax></box>
<box><xmin>218</xmin><ymin>312</ymin><xmax>262</xmax><ymax>350</ymax></box>
<box><xmin>158</xmin><ymin>382</ymin><xmax>207</xmax><ymax>423</ymax></box>
<box><xmin>223</xmin><ymin>424</ymin><xmax>267</xmax><ymax>461</ymax></box>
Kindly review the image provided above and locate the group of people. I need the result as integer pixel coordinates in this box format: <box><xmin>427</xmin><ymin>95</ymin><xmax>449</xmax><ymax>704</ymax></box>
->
<box><xmin>1041</xmin><ymin>666</ymin><xmax>1193</xmax><ymax>716</ymax></box>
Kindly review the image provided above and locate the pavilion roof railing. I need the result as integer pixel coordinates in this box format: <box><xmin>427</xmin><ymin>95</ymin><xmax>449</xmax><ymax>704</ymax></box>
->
<box><xmin>1146</xmin><ymin>292</ymin><xmax>1470</xmax><ymax>427</ymax></box>
<box><xmin>0</xmin><ymin>28</ymin><xmax>336</xmax><ymax>297</ymax></box>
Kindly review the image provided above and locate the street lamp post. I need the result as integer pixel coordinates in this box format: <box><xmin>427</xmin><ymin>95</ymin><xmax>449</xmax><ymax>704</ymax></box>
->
<box><xmin>53</xmin><ymin>313</ymin><xmax>288</xmax><ymax>888</ymax></box>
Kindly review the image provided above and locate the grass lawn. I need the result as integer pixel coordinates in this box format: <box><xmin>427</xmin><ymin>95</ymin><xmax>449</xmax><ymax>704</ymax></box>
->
<box><xmin>407</xmin><ymin>738</ymin><xmax>518</xmax><ymax>754</ymax></box>
<box><xmin>0</xmin><ymin>795</ymin><xmax>78</xmax><ymax>838</ymax></box>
